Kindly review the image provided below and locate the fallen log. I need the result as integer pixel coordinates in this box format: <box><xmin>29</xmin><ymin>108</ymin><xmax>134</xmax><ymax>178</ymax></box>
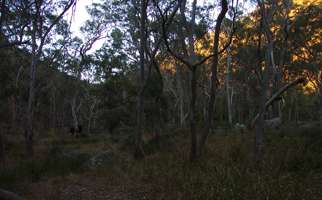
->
<box><xmin>250</xmin><ymin>77</ymin><xmax>306</xmax><ymax>128</ymax></box>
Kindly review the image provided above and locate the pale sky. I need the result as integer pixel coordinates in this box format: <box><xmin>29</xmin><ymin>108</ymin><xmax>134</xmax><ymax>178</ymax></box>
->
<box><xmin>66</xmin><ymin>0</ymin><xmax>254</xmax><ymax>52</ymax></box>
<box><xmin>68</xmin><ymin>0</ymin><xmax>102</xmax><ymax>37</ymax></box>
<box><xmin>65</xmin><ymin>0</ymin><xmax>103</xmax><ymax>51</ymax></box>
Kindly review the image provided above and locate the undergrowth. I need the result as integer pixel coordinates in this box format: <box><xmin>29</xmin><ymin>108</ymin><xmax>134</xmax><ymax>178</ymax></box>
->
<box><xmin>1</xmin><ymin>127</ymin><xmax>321</xmax><ymax>200</ymax></box>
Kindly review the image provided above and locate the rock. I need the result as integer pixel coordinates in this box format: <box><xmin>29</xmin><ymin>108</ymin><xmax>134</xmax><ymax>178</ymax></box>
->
<box><xmin>84</xmin><ymin>151</ymin><xmax>115</xmax><ymax>170</ymax></box>
<box><xmin>264</xmin><ymin>117</ymin><xmax>282</xmax><ymax>129</ymax></box>
<box><xmin>62</xmin><ymin>150</ymin><xmax>86</xmax><ymax>159</ymax></box>
<box><xmin>233</xmin><ymin>123</ymin><xmax>247</xmax><ymax>134</ymax></box>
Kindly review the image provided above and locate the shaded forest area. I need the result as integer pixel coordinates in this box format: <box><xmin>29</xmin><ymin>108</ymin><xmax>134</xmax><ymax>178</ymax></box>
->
<box><xmin>0</xmin><ymin>0</ymin><xmax>321</xmax><ymax>199</ymax></box>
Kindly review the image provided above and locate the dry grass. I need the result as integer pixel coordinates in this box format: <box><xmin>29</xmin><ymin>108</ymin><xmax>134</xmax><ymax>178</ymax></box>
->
<box><xmin>1</xmin><ymin>128</ymin><xmax>322</xmax><ymax>200</ymax></box>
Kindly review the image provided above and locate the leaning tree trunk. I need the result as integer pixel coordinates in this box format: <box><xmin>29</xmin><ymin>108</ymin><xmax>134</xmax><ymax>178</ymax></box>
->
<box><xmin>251</xmin><ymin>77</ymin><xmax>305</xmax><ymax>128</ymax></box>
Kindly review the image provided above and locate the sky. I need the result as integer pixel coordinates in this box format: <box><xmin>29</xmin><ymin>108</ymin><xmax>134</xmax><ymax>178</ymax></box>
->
<box><xmin>67</xmin><ymin>0</ymin><xmax>101</xmax><ymax>37</ymax></box>
<box><xmin>66</xmin><ymin>0</ymin><xmax>255</xmax><ymax>52</ymax></box>
<box><xmin>68</xmin><ymin>0</ymin><xmax>213</xmax><ymax>37</ymax></box>
<box><xmin>66</xmin><ymin>0</ymin><xmax>103</xmax><ymax>51</ymax></box>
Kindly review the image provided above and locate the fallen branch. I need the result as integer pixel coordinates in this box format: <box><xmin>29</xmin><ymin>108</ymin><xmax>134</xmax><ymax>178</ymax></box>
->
<box><xmin>250</xmin><ymin>77</ymin><xmax>306</xmax><ymax>128</ymax></box>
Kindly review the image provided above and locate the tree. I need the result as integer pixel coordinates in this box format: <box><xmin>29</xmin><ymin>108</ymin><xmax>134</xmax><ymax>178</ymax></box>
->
<box><xmin>24</xmin><ymin>0</ymin><xmax>76</xmax><ymax>156</ymax></box>
<box><xmin>199</xmin><ymin>0</ymin><xmax>229</xmax><ymax>155</ymax></box>
<box><xmin>135</xmin><ymin>0</ymin><xmax>148</xmax><ymax>159</ymax></box>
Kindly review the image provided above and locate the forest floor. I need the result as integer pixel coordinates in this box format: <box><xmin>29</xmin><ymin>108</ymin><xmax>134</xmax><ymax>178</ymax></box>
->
<box><xmin>1</xmin><ymin>126</ymin><xmax>322</xmax><ymax>200</ymax></box>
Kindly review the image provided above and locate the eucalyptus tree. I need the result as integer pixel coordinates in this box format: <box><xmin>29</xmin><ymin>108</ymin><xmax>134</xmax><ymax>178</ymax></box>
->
<box><xmin>134</xmin><ymin>0</ymin><xmax>148</xmax><ymax>158</ymax></box>
<box><xmin>84</xmin><ymin>0</ymin><xmax>145</xmax><ymax>156</ymax></box>
<box><xmin>0</xmin><ymin>0</ymin><xmax>31</xmax><ymax>48</ymax></box>
<box><xmin>199</xmin><ymin>0</ymin><xmax>240</xmax><ymax>155</ymax></box>
<box><xmin>288</xmin><ymin>3</ymin><xmax>322</xmax><ymax>119</ymax></box>
<box><xmin>85</xmin><ymin>0</ymin><xmax>178</xmax><ymax>157</ymax></box>
<box><xmin>156</xmin><ymin>0</ymin><xmax>202</xmax><ymax>160</ymax></box>
<box><xmin>23</xmin><ymin>0</ymin><xmax>77</xmax><ymax>156</ymax></box>
<box><xmin>156</xmin><ymin>0</ymin><xmax>238</xmax><ymax>159</ymax></box>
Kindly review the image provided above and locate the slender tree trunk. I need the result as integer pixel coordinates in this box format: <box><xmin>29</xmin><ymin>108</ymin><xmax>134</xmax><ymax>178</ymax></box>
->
<box><xmin>319</xmin><ymin>84</ymin><xmax>322</xmax><ymax>121</ymax></box>
<box><xmin>135</xmin><ymin>0</ymin><xmax>147</xmax><ymax>159</ymax></box>
<box><xmin>50</xmin><ymin>88</ymin><xmax>57</xmax><ymax>131</ymax></box>
<box><xmin>25</xmin><ymin>54</ymin><xmax>38</xmax><ymax>157</ymax></box>
<box><xmin>87</xmin><ymin>99</ymin><xmax>97</xmax><ymax>135</ymax></box>
<box><xmin>0</xmin><ymin>127</ymin><xmax>5</xmax><ymax>168</ymax></box>
<box><xmin>71</xmin><ymin>97</ymin><xmax>79</xmax><ymax>133</ymax></box>
<box><xmin>176</xmin><ymin>66</ymin><xmax>187</xmax><ymax>127</ymax></box>
<box><xmin>190</xmin><ymin>67</ymin><xmax>198</xmax><ymax>160</ymax></box>
<box><xmin>226</xmin><ymin>48</ymin><xmax>233</xmax><ymax>126</ymax></box>
<box><xmin>183</xmin><ymin>0</ymin><xmax>198</xmax><ymax>161</ymax></box>
<box><xmin>199</xmin><ymin>0</ymin><xmax>228</xmax><ymax>155</ymax></box>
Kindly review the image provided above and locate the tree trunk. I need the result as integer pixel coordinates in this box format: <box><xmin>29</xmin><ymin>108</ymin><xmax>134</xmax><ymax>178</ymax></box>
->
<box><xmin>254</xmin><ymin>0</ymin><xmax>277</xmax><ymax>162</ymax></box>
<box><xmin>176</xmin><ymin>66</ymin><xmax>187</xmax><ymax>127</ymax></box>
<box><xmin>199</xmin><ymin>0</ymin><xmax>228</xmax><ymax>155</ymax></box>
<box><xmin>25</xmin><ymin>55</ymin><xmax>38</xmax><ymax>157</ymax></box>
<box><xmin>189</xmin><ymin>67</ymin><xmax>198</xmax><ymax>160</ymax></box>
<box><xmin>226</xmin><ymin>48</ymin><xmax>233</xmax><ymax>126</ymax></box>
<box><xmin>0</xmin><ymin>127</ymin><xmax>5</xmax><ymax>168</ymax></box>
<box><xmin>71</xmin><ymin>97</ymin><xmax>79</xmax><ymax>133</ymax></box>
<box><xmin>135</xmin><ymin>0</ymin><xmax>147</xmax><ymax>159</ymax></box>
<box><xmin>50</xmin><ymin>88</ymin><xmax>57</xmax><ymax>131</ymax></box>
<box><xmin>87</xmin><ymin>99</ymin><xmax>97</xmax><ymax>135</ymax></box>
